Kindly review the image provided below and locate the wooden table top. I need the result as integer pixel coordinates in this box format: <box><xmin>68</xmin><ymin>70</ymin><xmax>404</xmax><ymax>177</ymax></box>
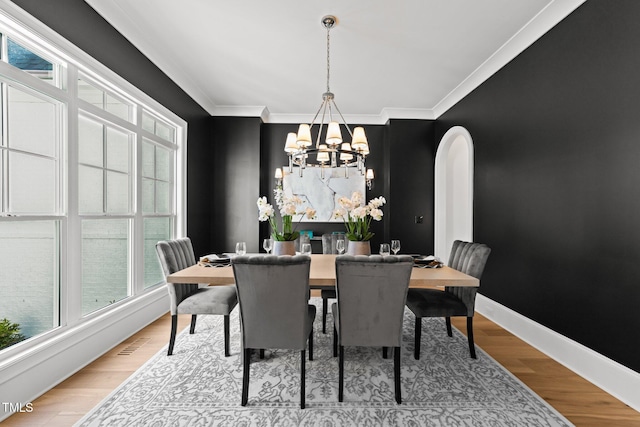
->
<box><xmin>166</xmin><ymin>254</ymin><xmax>479</xmax><ymax>289</ymax></box>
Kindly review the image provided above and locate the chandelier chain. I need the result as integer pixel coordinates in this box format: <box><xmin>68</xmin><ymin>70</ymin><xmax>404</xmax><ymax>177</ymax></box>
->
<box><xmin>326</xmin><ymin>25</ymin><xmax>331</xmax><ymax>93</ymax></box>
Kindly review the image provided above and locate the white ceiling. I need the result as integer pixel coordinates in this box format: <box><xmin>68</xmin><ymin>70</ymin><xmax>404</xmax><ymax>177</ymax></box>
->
<box><xmin>84</xmin><ymin>0</ymin><xmax>585</xmax><ymax>124</ymax></box>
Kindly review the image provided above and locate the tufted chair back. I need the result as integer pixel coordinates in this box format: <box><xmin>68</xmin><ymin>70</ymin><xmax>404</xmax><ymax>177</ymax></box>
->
<box><xmin>334</xmin><ymin>255</ymin><xmax>414</xmax><ymax>347</ymax></box>
<box><xmin>232</xmin><ymin>255</ymin><xmax>313</xmax><ymax>350</ymax></box>
<box><xmin>156</xmin><ymin>238</ymin><xmax>199</xmax><ymax>315</ymax></box>
<box><xmin>446</xmin><ymin>240</ymin><xmax>491</xmax><ymax>316</ymax></box>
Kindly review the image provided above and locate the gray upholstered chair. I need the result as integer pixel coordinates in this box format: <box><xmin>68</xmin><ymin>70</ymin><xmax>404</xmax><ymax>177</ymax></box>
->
<box><xmin>406</xmin><ymin>240</ymin><xmax>491</xmax><ymax>360</ymax></box>
<box><xmin>332</xmin><ymin>255</ymin><xmax>414</xmax><ymax>404</ymax></box>
<box><xmin>232</xmin><ymin>255</ymin><xmax>315</xmax><ymax>409</ymax></box>
<box><xmin>155</xmin><ymin>238</ymin><xmax>238</xmax><ymax>356</ymax></box>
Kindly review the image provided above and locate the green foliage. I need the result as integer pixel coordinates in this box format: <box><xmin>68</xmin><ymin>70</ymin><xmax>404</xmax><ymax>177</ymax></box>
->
<box><xmin>0</xmin><ymin>318</ymin><xmax>27</xmax><ymax>350</ymax></box>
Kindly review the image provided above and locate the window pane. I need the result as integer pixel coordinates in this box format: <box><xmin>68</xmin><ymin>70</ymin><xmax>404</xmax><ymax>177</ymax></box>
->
<box><xmin>78</xmin><ymin>116</ymin><xmax>103</xmax><ymax>167</ymax></box>
<box><xmin>106</xmin><ymin>171</ymin><xmax>129</xmax><ymax>214</ymax></box>
<box><xmin>106</xmin><ymin>127</ymin><xmax>129</xmax><ymax>173</ymax></box>
<box><xmin>9</xmin><ymin>152</ymin><xmax>56</xmax><ymax>214</ymax></box>
<box><xmin>78</xmin><ymin>165</ymin><xmax>103</xmax><ymax>214</ymax></box>
<box><xmin>141</xmin><ymin>112</ymin><xmax>155</xmax><ymax>134</ymax></box>
<box><xmin>7</xmin><ymin>38</ymin><xmax>55</xmax><ymax>85</ymax></box>
<box><xmin>156</xmin><ymin>145</ymin><xmax>170</xmax><ymax>181</ymax></box>
<box><xmin>155</xmin><ymin>121</ymin><xmax>175</xmax><ymax>143</ymax></box>
<box><xmin>82</xmin><ymin>219</ymin><xmax>129</xmax><ymax>315</ymax></box>
<box><xmin>78</xmin><ymin>78</ymin><xmax>103</xmax><ymax>108</ymax></box>
<box><xmin>142</xmin><ymin>110</ymin><xmax>176</xmax><ymax>143</ymax></box>
<box><xmin>156</xmin><ymin>181</ymin><xmax>170</xmax><ymax>214</ymax></box>
<box><xmin>142</xmin><ymin>178</ymin><xmax>154</xmax><ymax>214</ymax></box>
<box><xmin>105</xmin><ymin>94</ymin><xmax>130</xmax><ymax>122</ymax></box>
<box><xmin>142</xmin><ymin>140</ymin><xmax>154</xmax><ymax>178</ymax></box>
<box><xmin>78</xmin><ymin>75</ymin><xmax>133</xmax><ymax>123</ymax></box>
<box><xmin>0</xmin><ymin>221</ymin><xmax>59</xmax><ymax>349</ymax></box>
<box><xmin>144</xmin><ymin>217</ymin><xmax>170</xmax><ymax>288</ymax></box>
<box><xmin>8</xmin><ymin>86</ymin><xmax>57</xmax><ymax>157</ymax></box>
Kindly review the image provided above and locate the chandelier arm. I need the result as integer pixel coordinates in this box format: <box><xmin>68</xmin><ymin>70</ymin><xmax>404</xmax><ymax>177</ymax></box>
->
<box><xmin>316</xmin><ymin>100</ymin><xmax>329</xmax><ymax>149</ymax></box>
<box><xmin>329</xmin><ymin>99</ymin><xmax>354</xmax><ymax>138</ymax></box>
<box><xmin>309</xmin><ymin>98</ymin><xmax>328</xmax><ymax>128</ymax></box>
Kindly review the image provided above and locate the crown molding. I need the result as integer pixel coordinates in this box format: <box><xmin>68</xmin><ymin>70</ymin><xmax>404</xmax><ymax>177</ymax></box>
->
<box><xmin>214</xmin><ymin>107</ymin><xmax>435</xmax><ymax>125</ymax></box>
<box><xmin>209</xmin><ymin>105</ymin><xmax>270</xmax><ymax>122</ymax></box>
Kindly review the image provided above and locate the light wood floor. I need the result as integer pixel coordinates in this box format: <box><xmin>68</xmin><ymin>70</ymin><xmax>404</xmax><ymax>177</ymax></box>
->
<box><xmin>4</xmin><ymin>305</ymin><xmax>640</xmax><ymax>426</ymax></box>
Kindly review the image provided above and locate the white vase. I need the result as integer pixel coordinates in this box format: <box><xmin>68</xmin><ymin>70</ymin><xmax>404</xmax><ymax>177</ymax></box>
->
<box><xmin>272</xmin><ymin>240</ymin><xmax>296</xmax><ymax>256</ymax></box>
<box><xmin>346</xmin><ymin>240</ymin><xmax>371</xmax><ymax>255</ymax></box>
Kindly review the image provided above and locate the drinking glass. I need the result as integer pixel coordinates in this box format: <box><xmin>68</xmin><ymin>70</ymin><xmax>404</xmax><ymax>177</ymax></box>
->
<box><xmin>235</xmin><ymin>241</ymin><xmax>246</xmax><ymax>256</ymax></box>
<box><xmin>336</xmin><ymin>238</ymin><xmax>345</xmax><ymax>254</ymax></box>
<box><xmin>391</xmin><ymin>239</ymin><xmax>401</xmax><ymax>255</ymax></box>
<box><xmin>263</xmin><ymin>238</ymin><xmax>272</xmax><ymax>254</ymax></box>
<box><xmin>379</xmin><ymin>243</ymin><xmax>390</xmax><ymax>256</ymax></box>
<box><xmin>301</xmin><ymin>243</ymin><xmax>312</xmax><ymax>255</ymax></box>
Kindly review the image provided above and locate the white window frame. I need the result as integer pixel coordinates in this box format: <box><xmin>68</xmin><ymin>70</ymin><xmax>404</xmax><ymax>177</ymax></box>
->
<box><xmin>0</xmin><ymin>3</ymin><xmax>186</xmax><ymax>359</ymax></box>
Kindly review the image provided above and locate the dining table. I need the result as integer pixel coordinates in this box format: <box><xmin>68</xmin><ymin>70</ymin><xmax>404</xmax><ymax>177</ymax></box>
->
<box><xmin>166</xmin><ymin>254</ymin><xmax>479</xmax><ymax>289</ymax></box>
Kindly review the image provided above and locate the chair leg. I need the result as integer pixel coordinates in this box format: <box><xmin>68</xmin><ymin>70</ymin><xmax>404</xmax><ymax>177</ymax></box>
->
<box><xmin>467</xmin><ymin>316</ymin><xmax>476</xmax><ymax>359</ymax></box>
<box><xmin>382</xmin><ymin>347</ymin><xmax>388</xmax><ymax>359</ymax></box>
<box><xmin>338</xmin><ymin>346</ymin><xmax>344</xmax><ymax>402</ymax></box>
<box><xmin>190</xmin><ymin>314</ymin><xmax>197</xmax><ymax>334</ymax></box>
<box><xmin>167</xmin><ymin>314</ymin><xmax>178</xmax><ymax>356</ymax></box>
<box><xmin>241</xmin><ymin>348</ymin><xmax>250</xmax><ymax>406</ymax></box>
<box><xmin>224</xmin><ymin>315</ymin><xmax>230</xmax><ymax>357</ymax></box>
<box><xmin>309</xmin><ymin>326</ymin><xmax>314</xmax><ymax>361</ymax></box>
<box><xmin>414</xmin><ymin>316</ymin><xmax>422</xmax><ymax>360</ymax></box>
<box><xmin>259</xmin><ymin>349</ymin><xmax>265</xmax><ymax>359</ymax></box>
<box><xmin>322</xmin><ymin>297</ymin><xmax>328</xmax><ymax>334</ymax></box>
<box><xmin>394</xmin><ymin>346</ymin><xmax>402</xmax><ymax>404</ymax></box>
<box><xmin>301</xmin><ymin>349</ymin><xmax>306</xmax><ymax>409</ymax></box>
<box><xmin>446</xmin><ymin>316</ymin><xmax>453</xmax><ymax>336</ymax></box>
<box><xmin>333</xmin><ymin>326</ymin><xmax>338</xmax><ymax>357</ymax></box>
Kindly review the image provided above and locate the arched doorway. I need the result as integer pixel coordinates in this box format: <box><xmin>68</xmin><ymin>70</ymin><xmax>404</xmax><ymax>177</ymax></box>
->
<box><xmin>434</xmin><ymin>126</ymin><xmax>474</xmax><ymax>264</ymax></box>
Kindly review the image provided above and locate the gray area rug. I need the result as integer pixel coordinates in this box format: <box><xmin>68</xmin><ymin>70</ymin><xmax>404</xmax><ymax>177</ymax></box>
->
<box><xmin>76</xmin><ymin>297</ymin><xmax>573</xmax><ymax>426</ymax></box>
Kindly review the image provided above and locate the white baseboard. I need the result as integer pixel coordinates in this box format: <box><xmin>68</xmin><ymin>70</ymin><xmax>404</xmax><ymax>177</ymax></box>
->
<box><xmin>0</xmin><ymin>286</ymin><xmax>169</xmax><ymax>421</ymax></box>
<box><xmin>476</xmin><ymin>294</ymin><xmax>640</xmax><ymax>412</ymax></box>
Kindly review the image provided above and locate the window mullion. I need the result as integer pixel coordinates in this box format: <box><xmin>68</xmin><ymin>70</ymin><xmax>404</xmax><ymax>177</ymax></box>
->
<box><xmin>64</xmin><ymin>63</ymin><xmax>80</xmax><ymax>325</ymax></box>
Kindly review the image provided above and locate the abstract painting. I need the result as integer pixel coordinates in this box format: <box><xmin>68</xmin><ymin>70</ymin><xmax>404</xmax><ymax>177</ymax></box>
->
<box><xmin>282</xmin><ymin>167</ymin><xmax>365</xmax><ymax>222</ymax></box>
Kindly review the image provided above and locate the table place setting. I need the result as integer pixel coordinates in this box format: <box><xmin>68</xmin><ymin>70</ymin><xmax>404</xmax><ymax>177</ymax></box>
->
<box><xmin>199</xmin><ymin>253</ymin><xmax>232</xmax><ymax>267</ymax></box>
<box><xmin>412</xmin><ymin>255</ymin><xmax>443</xmax><ymax>268</ymax></box>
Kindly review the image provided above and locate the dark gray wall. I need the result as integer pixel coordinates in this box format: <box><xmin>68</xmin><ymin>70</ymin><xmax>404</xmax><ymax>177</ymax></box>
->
<box><xmin>12</xmin><ymin>0</ymin><xmax>214</xmax><ymax>255</ymax></box>
<box><xmin>436</xmin><ymin>0</ymin><xmax>640</xmax><ymax>373</ymax></box>
<box><xmin>210</xmin><ymin>117</ymin><xmax>262</xmax><ymax>253</ymax></box>
<box><xmin>386</xmin><ymin>120</ymin><xmax>435</xmax><ymax>254</ymax></box>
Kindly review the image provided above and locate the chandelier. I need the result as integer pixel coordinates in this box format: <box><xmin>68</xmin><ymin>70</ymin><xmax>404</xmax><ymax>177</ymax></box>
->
<box><xmin>283</xmin><ymin>15</ymin><xmax>374</xmax><ymax>188</ymax></box>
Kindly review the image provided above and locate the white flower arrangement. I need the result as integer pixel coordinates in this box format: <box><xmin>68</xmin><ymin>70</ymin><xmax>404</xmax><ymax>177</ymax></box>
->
<box><xmin>257</xmin><ymin>184</ymin><xmax>316</xmax><ymax>241</ymax></box>
<box><xmin>332</xmin><ymin>191</ymin><xmax>386</xmax><ymax>241</ymax></box>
